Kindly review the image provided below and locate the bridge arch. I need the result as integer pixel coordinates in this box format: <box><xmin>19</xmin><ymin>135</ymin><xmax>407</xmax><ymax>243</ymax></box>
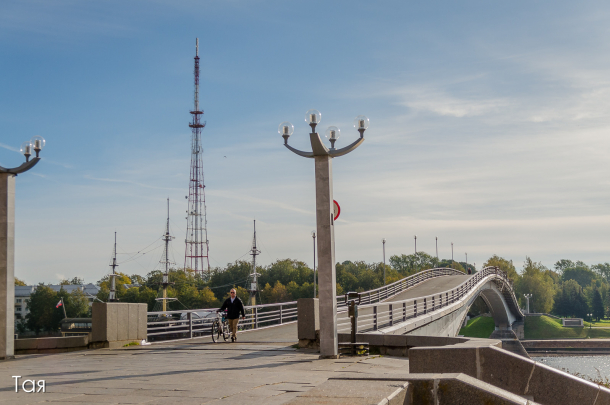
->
<box><xmin>463</xmin><ymin>277</ymin><xmax>523</xmax><ymax>330</ymax></box>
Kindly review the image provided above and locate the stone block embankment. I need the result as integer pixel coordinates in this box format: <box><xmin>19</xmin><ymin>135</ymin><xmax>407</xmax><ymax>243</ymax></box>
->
<box><xmin>522</xmin><ymin>339</ymin><xmax>610</xmax><ymax>354</ymax></box>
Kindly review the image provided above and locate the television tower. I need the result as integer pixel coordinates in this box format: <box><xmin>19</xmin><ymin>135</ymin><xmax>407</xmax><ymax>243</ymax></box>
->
<box><xmin>184</xmin><ymin>38</ymin><xmax>211</xmax><ymax>275</ymax></box>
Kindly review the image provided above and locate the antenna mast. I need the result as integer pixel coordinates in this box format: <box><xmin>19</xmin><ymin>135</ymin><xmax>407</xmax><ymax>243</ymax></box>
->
<box><xmin>161</xmin><ymin>198</ymin><xmax>175</xmax><ymax>312</ymax></box>
<box><xmin>248</xmin><ymin>220</ymin><xmax>261</xmax><ymax>306</ymax></box>
<box><xmin>109</xmin><ymin>232</ymin><xmax>118</xmax><ymax>302</ymax></box>
<box><xmin>184</xmin><ymin>37</ymin><xmax>211</xmax><ymax>276</ymax></box>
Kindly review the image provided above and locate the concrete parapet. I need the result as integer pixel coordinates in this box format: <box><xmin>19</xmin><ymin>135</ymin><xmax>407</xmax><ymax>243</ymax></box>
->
<box><xmin>337</xmin><ymin>333</ymin><xmax>496</xmax><ymax>357</ymax></box>
<box><xmin>287</xmin><ymin>374</ymin><xmax>538</xmax><ymax>405</ymax></box>
<box><xmin>409</xmin><ymin>342</ymin><xmax>610</xmax><ymax>404</ymax></box>
<box><xmin>15</xmin><ymin>336</ymin><xmax>89</xmax><ymax>354</ymax></box>
<box><xmin>404</xmin><ymin>374</ymin><xmax>537</xmax><ymax>405</ymax></box>
<box><xmin>297</xmin><ymin>298</ymin><xmax>319</xmax><ymax>348</ymax></box>
<box><xmin>91</xmin><ymin>302</ymin><xmax>147</xmax><ymax>348</ymax></box>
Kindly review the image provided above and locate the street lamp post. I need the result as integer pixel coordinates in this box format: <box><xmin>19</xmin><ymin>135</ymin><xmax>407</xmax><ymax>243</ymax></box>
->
<box><xmin>312</xmin><ymin>231</ymin><xmax>316</xmax><ymax>298</ymax></box>
<box><xmin>414</xmin><ymin>235</ymin><xmax>417</xmax><ymax>254</ymax></box>
<box><xmin>1</xmin><ymin>136</ymin><xmax>45</xmax><ymax>360</ymax></box>
<box><xmin>435</xmin><ymin>236</ymin><xmax>438</xmax><ymax>259</ymax></box>
<box><xmin>382</xmin><ymin>238</ymin><xmax>386</xmax><ymax>285</ymax></box>
<box><xmin>280</xmin><ymin>110</ymin><xmax>368</xmax><ymax>358</ymax></box>
<box><xmin>523</xmin><ymin>293</ymin><xmax>532</xmax><ymax>314</ymax></box>
<box><xmin>451</xmin><ymin>242</ymin><xmax>453</xmax><ymax>261</ymax></box>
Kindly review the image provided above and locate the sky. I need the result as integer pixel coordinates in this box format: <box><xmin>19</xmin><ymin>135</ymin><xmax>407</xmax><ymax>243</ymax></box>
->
<box><xmin>1</xmin><ymin>1</ymin><xmax>610</xmax><ymax>284</ymax></box>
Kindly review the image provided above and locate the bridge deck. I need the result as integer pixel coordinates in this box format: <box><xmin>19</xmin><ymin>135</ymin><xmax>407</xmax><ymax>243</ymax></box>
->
<box><xmin>384</xmin><ymin>275</ymin><xmax>472</xmax><ymax>302</ymax></box>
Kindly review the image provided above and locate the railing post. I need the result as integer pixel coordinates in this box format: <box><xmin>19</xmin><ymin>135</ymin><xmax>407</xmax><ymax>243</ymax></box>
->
<box><xmin>440</xmin><ymin>294</ymin><xmax>442</xmax><ymax>308</ymax></box>
<box><xmin>424</xmin><ymin>298</ymin><xmax>427</xmax><ymax>314</ymax></box>
<box><xmin>254</xmin><ymin>307</ymin><xmax>258</xmax><ymax>329</ymax></box>
<box><xmin>403</xmin><ymin>302</ymin><xmax>406</xmax><ymax>322</ymax></box>
<box><xmin>389</xmin><ymin>304</ymin><xmax>393</xmax><ymax>326</ymax></box>
<box><xmin>373</xmin><ymin>306</ymin><xmax>378</xmax><ymax>331</ymax></box>
<box><xmin>279</xmin><ymin>304</ymin><xmax>283</xmax><ymax>324</ymax></box>
<box><xmin>414</xmin><ymin>300</ymin><xmax>417</xmax><ymax>317</ymax></box>
<box><xmin>188</xmin><ymin>311</ymin><xmax>193</xmax><ymax>339</ymax></box>
<box><xmin>432</xmin><ymin>296</ymin><xmax>435</xmax><ymax>310</ymax></box>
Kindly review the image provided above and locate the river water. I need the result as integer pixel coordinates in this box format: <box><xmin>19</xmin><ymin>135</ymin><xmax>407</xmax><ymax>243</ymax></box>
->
<box><xmin>535</xmin><ymin>355</ymin><xmax>610</xmax><ymax>382</ymax></box>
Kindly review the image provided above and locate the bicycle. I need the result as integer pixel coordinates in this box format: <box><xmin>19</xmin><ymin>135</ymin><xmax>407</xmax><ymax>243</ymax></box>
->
<box><xmin>211</xmin><ymin>311</ymin><xmax>230</xmax><ymax>342</ymax></box>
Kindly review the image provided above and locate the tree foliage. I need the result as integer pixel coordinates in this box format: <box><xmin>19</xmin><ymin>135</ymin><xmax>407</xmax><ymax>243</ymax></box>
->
<box><xmin>553</xmin><ymin>279</ymin><xmax>589</xmax><ymax>318</ymax></box>
<box><xmin>514</xmin><ymin>257</ymin><xmax>556</xmax><ymax>314</ymax></box>
<box><xmin>25</xmin><ymin>285</ymin><xmax>90</xmax><ymax>334</ymax></box>
<box><xmin>484</xmin><ymin>255</ymin><xmax>518</xmax><ymax>282</ymax></box>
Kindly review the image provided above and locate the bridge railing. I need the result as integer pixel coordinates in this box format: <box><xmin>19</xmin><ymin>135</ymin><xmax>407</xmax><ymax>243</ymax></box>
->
<box><xmin>146</xmin><ymin>267</ymin><xmax>466</xmax><ymax>341</ymax></box>
<box><xmin>337</xmin><ymin>266</ymin><xmax>516</xmax><ymax>333</ymax></box>
<box><xmin>147</xmin><ymin>301</ymin><xmax>298</xmax><ymax>341</ymax></box>
<box><xmin>341</xmin><ymin>267</ymin><xmax>466</xmax><ymax>307</ymax></box>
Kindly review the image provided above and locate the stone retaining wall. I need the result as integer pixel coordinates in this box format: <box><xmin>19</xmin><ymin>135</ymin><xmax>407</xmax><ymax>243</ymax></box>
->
<box><xmin>15</xmin><ymin>335</ymin><xmax>89</xmax><ymax>354</ymax></box>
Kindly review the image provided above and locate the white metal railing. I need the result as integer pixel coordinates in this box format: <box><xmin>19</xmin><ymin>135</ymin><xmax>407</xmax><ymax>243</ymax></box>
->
<box><xmin>337</xmin><ymin>266</ymin><xmax>521</xmax><ymax>334</ymax></box>
<box><xmin>339</xmin><ymin>267</ymin><xmax>466</xmax><ymax>308</ymax></box>
<box><xmin>146</xmin><ymin>267</ymin><xmax>468</xmax><ymax>341</ymax></box>
<box><xmin>146</xmin><ymin>301</ymin><xmax>298</xmax><ymax>341</ymax></box>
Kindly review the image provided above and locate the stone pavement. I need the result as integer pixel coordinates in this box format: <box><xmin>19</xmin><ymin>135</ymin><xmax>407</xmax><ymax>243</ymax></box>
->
<box><xmin>0</xmin><ymin>324</ymin><xmax>412</xmax><ymax>405</ymax></box>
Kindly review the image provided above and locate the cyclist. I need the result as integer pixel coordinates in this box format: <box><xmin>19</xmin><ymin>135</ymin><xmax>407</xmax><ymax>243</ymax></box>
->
<box><xmin>218</xmin><ymin>288</ymin><xmax>245</xmax><ymax>342</ymax></box>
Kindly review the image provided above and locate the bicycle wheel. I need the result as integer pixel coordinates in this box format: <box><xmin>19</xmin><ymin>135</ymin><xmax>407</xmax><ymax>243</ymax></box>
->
<box><xmin>211</xmin><ymin>320</ymin><xmax>218</xmax><ymax>343</ymax></box>
<box><xmin>222</xmin><ymin>321</ymin><xmax>230</xmax><ymax>341</ymax></box>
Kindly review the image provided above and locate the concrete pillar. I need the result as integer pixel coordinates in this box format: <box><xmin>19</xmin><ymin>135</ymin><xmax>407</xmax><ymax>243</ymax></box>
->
<box><xmin>0</xmin><ymin>174</ymin><xmax>15</xmax><ymax>360</ymax></box>
<box><xmin>314</xmin><ymin>155</ymin><xmax>337</xmax><ymax>358</ymax></box>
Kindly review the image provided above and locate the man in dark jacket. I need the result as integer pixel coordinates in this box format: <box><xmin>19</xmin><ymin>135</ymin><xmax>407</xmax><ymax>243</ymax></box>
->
<box><xmin>218</xmin><ymin>288</ymin><xmax>245</xmax><ymax>342</ymax></box>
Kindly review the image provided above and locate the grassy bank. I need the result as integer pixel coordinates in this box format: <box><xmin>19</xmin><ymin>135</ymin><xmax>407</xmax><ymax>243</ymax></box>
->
<box><xmin>525</xmin><ymin>316</ymin><xmax>610</xmax><ymax>339</ymax></box>
<box><xmin>459</xmin><ymin>316</ymin><xmax>495</xmax><ymax>338</ymax></box>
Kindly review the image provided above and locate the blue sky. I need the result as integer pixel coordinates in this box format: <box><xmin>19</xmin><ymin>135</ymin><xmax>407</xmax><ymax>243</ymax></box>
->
<box><xmin>1</xmin><ymin>1</ymin><xmax>610</xmax><ymax>284</ymax></box>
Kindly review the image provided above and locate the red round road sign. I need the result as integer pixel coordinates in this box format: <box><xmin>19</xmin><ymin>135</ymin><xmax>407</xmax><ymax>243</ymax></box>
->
<box><xmin>333</xmin><ymin>200</ymin><xmax>340</xmax><ymax>220</ymax></box>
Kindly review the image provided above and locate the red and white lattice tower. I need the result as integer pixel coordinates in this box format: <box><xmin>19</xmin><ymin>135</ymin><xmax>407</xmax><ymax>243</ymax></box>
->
<box><xmin>184</xmin><ymin>38</ymin><xmax>210</xmax><ymax>275</ymax></box>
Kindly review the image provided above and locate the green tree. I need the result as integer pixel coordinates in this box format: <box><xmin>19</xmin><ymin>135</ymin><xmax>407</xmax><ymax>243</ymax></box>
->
<box><xmin>592</xmin><ymin>263</ymin><xmax>610</xmax><ymax>284</ymax></box>
<box><xmin>515</xmin><ymin>257</ymin><xmax>555</xmax><ymax>313</ymax></box>
<box><xmin>261</xmin><ymin>281</ymin><xmax>291</xmax><ymax>303</ymax></box>
<box><xmin>484</xmin><ymin>255</ymin><xmax>518</xmax><ymax>283</ymax></box>
<box><xmin>60</xmin><ymin>277</ymin><xmax>85</xmax><ymax>285</ymax></box>
<box><xmin>563</xmin><ymin>265</ymin><xmax>597</xmax><ymax>288</ymax></box>
<box><xmin>593</xmin><ymin>289</ymin><xmax>604</xmax><ymax>321</ymax></box>
<box><xmin>14</xmin><ymin>277</ymin><xmax>27</xmax><ymax>286</ymax></box>
<box><xmin>552</xmin><ymin>279</ymin><xmax>589</xmax><ymax>318</ymax></box>
<box><xmin>554</xmin><ymin>259</ymin><xmax>575</xmax><ymax>275</ymax></box>
<box><xmin>389</xmin><ymin>252</ymin><xmax>438</xmax><ymax>276</ymax></box>
<box><xmin>25</xmin><ymin>285</ymin><xmax>64</xmax><ymax>333</ymax></box>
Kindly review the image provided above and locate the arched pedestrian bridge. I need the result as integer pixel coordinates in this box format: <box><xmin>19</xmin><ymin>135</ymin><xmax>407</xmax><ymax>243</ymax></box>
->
<box><xmin>146</xmin><ymin>266</ymin><xmax>523</xmax><ymax>341</ymax></box>
<box><xmin>335</xmin><ymin>266</ymin><xmax>523</xmax><ymax>337</ymax></box>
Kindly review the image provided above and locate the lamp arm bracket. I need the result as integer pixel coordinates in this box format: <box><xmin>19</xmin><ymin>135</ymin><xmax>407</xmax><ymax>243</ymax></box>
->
<box><xmin>0</xmin><ymin>157</ymin><xmax>40</xmax><ymax>175</ymax></box>
<box><xmin>329</xmin><ymin>136</ymin><xmax>365</xmax><ymax>158</ymax></box>
<box><xmin>284</xmin><ymin>144</ymin><xmax>314</xmax><ymax>158</ymax></box>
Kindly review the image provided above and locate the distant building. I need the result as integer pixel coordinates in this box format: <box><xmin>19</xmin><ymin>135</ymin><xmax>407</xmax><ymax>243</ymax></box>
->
<box><xmin>14</xmin><ymin>284</ymin><xmax>100</xmax><ymax>320</ymax></box>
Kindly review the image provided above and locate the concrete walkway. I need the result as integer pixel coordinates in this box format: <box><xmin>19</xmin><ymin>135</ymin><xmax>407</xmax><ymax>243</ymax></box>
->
<box><xmin>0</xmin><ymin>324</ymin><xmax>412</xmax><ymax>405</ymax></box>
